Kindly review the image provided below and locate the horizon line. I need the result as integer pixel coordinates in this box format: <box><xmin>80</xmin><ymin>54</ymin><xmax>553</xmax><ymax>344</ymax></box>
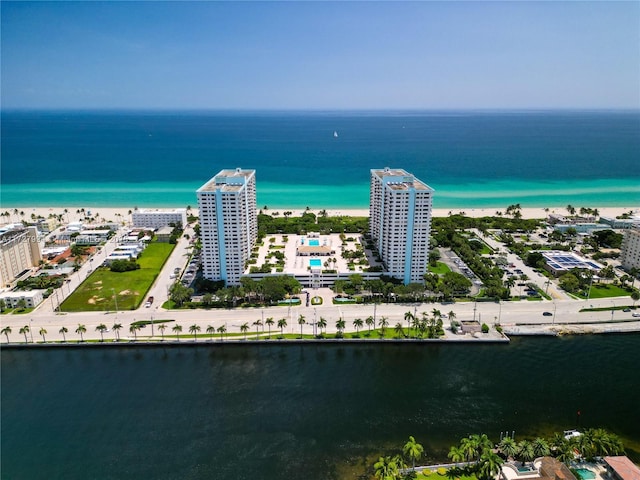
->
<box><xmin>2</xmin><ymin>107</ymin><xmax>640</xmax><ymax>114</ymax></box>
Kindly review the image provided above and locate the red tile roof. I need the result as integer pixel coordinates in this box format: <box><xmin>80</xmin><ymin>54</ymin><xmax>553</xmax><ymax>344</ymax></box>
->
<box><xmin>604</xmin><ymin>456</ymin><xmax>640</xmax><ymax>480</ymax></box>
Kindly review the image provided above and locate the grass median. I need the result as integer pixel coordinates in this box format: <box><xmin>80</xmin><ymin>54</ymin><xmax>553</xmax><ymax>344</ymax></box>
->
<box><xmin>61</xmin><ymin>242</ymin><xmax>174</xmax><ymax>312</ymax></box>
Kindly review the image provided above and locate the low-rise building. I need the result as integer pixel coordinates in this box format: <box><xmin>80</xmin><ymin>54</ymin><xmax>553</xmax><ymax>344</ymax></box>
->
<box><xmin>74</xmin><ymin>229</ymin><xmax>112</xmax><ymax>245</ymax></box>
<box><xmin>540</xmin><ymin>250</ymin><xmax>604</xmax><ymax>276</ymax></box>
<box><xmin>0</xmin><ymin>290</ymin><xmax>45</xmax><ymax>309</ymax></box>
<box><xmin>132</xmin><ymin>208</ymin><xmax>187</xmax><ymax>229</ymax></box>
<box><xmin>155</xmin><ymin>226</ymin><xmax>174</xmax><ymax>243</ymax></box>
<box><xmin>603</xmin><ymin>456</ymin><xmax>640</xmax><ymax>480</ymax></box>
<box><xmin>599</xmin><ymin>216</ymin><xmax>640</xmax><ymax>229</ymax></box>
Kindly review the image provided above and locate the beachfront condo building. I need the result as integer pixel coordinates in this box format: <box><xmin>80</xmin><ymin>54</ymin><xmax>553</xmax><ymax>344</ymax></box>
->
<box><xmin>132</xmin><ymin>208</ymin><xmax>187</xmax><ymax>229</ymax></box>
<box><xmin>0</xmin><ymin>226</ymin><xmax>42</xmax><ymax>289</ymax></box>
<box><xmin>370</xmin><ymin>167</ymin><xmax>434</xmax><ymax>285</ymax></box>
<box><xmin>620</xmin><ymin>227</ymin><xmax>640</xmax><ymax>271</ymax></box>
<box><xmin>197</xmin><ymin>168</ymin><xmax>257</xmax><ymax>286</ymax></box>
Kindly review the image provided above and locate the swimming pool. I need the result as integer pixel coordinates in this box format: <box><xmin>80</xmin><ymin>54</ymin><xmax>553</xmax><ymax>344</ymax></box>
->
<box><xmin>309</xmin><ymin>259</ymin><xmax>322</xmax><ymax>267</ymax></box>
<box><xmin>575</xmin><ymin>469</ymin><xmax>596</xmax><ymax>480</ymax></box>
<box><xmin>307</xmin><ymin>239</ymin><xmax>320</xmax><ymax>246</ymax></box>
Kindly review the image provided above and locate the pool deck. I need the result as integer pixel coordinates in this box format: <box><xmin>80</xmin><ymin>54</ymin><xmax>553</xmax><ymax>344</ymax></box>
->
<box><xmin>251</xmin><ymin>233</ymin><xmax>383</xmax><ymax>276</ymax></box>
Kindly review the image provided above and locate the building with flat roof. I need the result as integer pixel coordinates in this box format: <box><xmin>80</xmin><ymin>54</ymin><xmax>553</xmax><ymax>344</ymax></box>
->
<box><xmin>197</xmin><ymin>168</ymin><xmax>257</xmax><ymax>286</ymax></box>
<box><xmin>0</xmin><ymin>226</ymin><xmax>42</xmax><ymax>289</ymax></box>
<box><xmin>620</xmin><ymin>227</ymin><xmax>640</xmax><ymax>271</ymax></box>
<box><xmin>540</xmin><ymin>250</ymin><xmax>604</xmax><ymax>276</ymax></box>
<box><xmin>369</xmin><ymin>167</ymin><xmax>434</xmax><ymax>284</ymax></box>
<box><xmin>0</xmin><ymin>289</ymin><xmax>45</xmax><ymax>309</ymax></box>
<box><xmin>132</xmin><ymin>208</ymin><xmax>187</xmax><ymax>229</ymax></box>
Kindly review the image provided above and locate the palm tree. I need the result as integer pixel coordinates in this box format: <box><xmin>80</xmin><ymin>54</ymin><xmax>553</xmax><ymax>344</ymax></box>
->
<box><xmin>96</xmin><ymin>323</ymin><xmax>107</xmax><ymax>342</ymax></box>
<box><xmin>365</xmin><ymin>315</ymin><xmax>374</xmax><ymax>334</ymax></box>
<box><xmin>378</xmin><ymin>316</ymin><xmax>389</xmax><ymax>335</ymax></box>
<box><xmin>394</xmin><ymin>322</ymin><xmax>405</xmax><ymax>338</ymax></box>
<box><xmin>352</xmin><ymin>318</ymin><xmax>363</xmax><ymax>335</ymax></box>
<box><xmin>253</xmin><ymin>319</ymin><xmax>263</xmax><ymax>339</ymax></box>
<box><xmin>478</xmin><ymin>450</ymin><xmax>503</xmax><ymax>480</ymax></box>
<box><xmin>19</xmin><ymin>325</ymin><xmax>30</xmax><ymax>343</ymax></box>
<box><xmin>532</xmin><ymin>437</ymin><xmax>550</xmax><ymax>458</ymax></box>
<box><xmin>335</xmin><ymin>318</ymin><xmax>346</xmax><ymax>336</ymax></box>
<box><xmin>448</xmin><ymin>445</ymin><xmax>465</xmax><ymax>464</ymax></box>
<box><xmin>216</xmin><ymin>324</ymin><xmax>227</xmax><ymax>341</ymax></box>
<box><xmin>129</xmin><ymin>324</ymin><xmax>139</xmax><ymax>340</ymax></box>
<box><xmin>265</xmin><ymin>317</ymin><xmax>275</xmax><ymax>338</ymax></box>
<box><xmin>460</xmin><ymin>436</ymin><xmax>477</xmax><ymax>462</ymax></box>
<box><xmin>277</xmin><ymin>318</ymin><xmax>287</xmax><ymax>337</ymax></box>
<box><xmin>404</xmin><ymin>310</ymin><xmax>415</xmax><ymax>333</ymax></box>
<box><xmin>317</xmin><ymin>316</ymin><xmax>327</xmax><ymax>336</ymax></box>
<box><xmin>297</xmin><ymin>314</ymin><xmax>306</xmax><ymax>338</ymax></box>
<box><xmin>206</xmin><ymin>325</ymin><xmax>215</xmax><ymax>341</ymax></box>
<box><xmin>240</xmin><ymin>322</ymin><xmax>249</xmax><ymax>340</ymax></box>
<box><xmin>517</xmin><ymin>440</ymin><xmax>535</xmax><ymax>466</ymax></box>
<box><xmin>373</xmin><ymin>456</ymin><xmax>399</xmax><ymax>480</ymax></box>
<box><xmin>498</xmin><ymin>436</ymin><xmax>518</xmax><ymax>460</ymax></box>
<box><xmin>158</xmin><ymin>324</ymin><xmax>166</xmax><ymax>341</ymax></box>
<box><xmin>112</xmin><ymin>323</ymin><xmax>122</xmax><ymax>341</ymax></box>
<box><xmin>75</xmin><ymin>324</ymin><xmax>86</xmax><ymax>342</ymax></box>
<box><xmin>59</xmin><ymin>326</ymin><xmax>68</xmax><ymax>342</ymax></box>
<box><xmin>38</xmin><ymin>327</ymin><xmax>47</xmax><ymax>343</ymax></box>
<box><xmin>1</xmin><ymin>326</ymin><xmax>11</xmax><ymax>343</ymax></box>
<box><xmin>189</xmin><ymin>324</ymin><xmax>201</xmax><ymax>341</ymax></box>
<box><xmin>403</xmin><ymin>435</ymin><xmax>424</xmax><ymax>471</ymax></box>
<box><xmin>555</xmin><ymin>442</ymin><xmax>576</xmax><ymax>465</ymax></box>
<box><xmin>172</xmin><ymin>324</ymin><xmax>182</xmax><ymax>341</ymax></box>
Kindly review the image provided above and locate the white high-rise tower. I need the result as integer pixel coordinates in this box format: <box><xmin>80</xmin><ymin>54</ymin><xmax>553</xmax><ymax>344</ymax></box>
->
<box><xmin>369</xmin><ymin>167</ymin><xmax>434</xmax><ymax>285</ymax></box>
<box><xmin>197</xmin><ymin>168</ymin><xmax>257</xmax><ymax>286</ymax></box>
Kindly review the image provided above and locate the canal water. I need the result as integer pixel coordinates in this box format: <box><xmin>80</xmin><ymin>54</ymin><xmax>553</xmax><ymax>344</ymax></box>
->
<box><xmin>2</xmin><ymin>335</ymin><xmax>639</xmax><ymax>479</ymax></box>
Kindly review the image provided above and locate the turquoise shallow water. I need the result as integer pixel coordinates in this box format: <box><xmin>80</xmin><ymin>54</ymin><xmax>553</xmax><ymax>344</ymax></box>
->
<box><xmin>1</xmin><ymin>177</ymin><xmax>638</xmax><ymax>209</ymax></box>
<box><xmin>1</xmin><ymin>110</ymin><xmax>638</xmax><ymax>209</ymax></box>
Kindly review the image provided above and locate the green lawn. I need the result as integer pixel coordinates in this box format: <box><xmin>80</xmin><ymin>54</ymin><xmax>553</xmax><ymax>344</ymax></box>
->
<box><xmin>61</xmin><ymin>242</ymin><xmax>174</xmax><ymax>312</ymax></box>
<box><xmin>428</xmin><ymin>262</ymin><xmax>451</xmax><ymax>274</ymax></box>
<box><xmin>583</xmin><ymin>283</ymin><xmax>633</xmax><ymax>299</ymax></box>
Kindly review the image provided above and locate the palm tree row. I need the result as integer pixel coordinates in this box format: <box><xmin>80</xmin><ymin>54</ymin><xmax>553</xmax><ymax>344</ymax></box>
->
<box><xmin>373</xmin><ymin>436</ymin><xmax>425</xmax><ymax>480</ymax></box>
<box><xmin>496</xmin><ymin>428</ymin><xmax>624</xmax><ymax>465</ymax></box>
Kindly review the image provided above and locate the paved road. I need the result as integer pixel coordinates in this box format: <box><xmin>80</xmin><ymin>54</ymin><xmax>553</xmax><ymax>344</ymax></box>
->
<box><xmin>2</xmin><ymin>289</ymin><xmax>638</xmax><ymax>344</ymax></box>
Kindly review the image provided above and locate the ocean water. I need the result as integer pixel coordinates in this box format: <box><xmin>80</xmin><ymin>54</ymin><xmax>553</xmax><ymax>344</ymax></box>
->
<box><xmin>1</xmin><ymin>110</ymin><xmax>639</xmax><ymax>209</ymax></box>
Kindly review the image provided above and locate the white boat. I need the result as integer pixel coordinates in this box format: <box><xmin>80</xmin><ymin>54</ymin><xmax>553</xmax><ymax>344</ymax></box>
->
<box><xmin>333</xmin><ymin>131</ymin><xmax>338</xmax><ymax>138</ymax></box>
<box><xmin>563</xmin><ymin>429</ymin><xmax>582</xmax><ymax>440</ymax></box>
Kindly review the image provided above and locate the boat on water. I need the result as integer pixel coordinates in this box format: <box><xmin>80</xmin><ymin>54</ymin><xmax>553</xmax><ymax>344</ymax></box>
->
<box><xmin>563</xmin><ymin>429</ymin><xmax>582</xmax><ymax>440</ymax></box>
<box><xmin>333</xmin><ymin>131</ymin><xmax>338</xmax><ymax>138</ymax></box>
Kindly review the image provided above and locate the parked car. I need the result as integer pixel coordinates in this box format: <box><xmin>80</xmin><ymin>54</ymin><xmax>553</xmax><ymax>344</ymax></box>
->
<box><xmin>542</xmin><ymin>311</ymin><xmax>553</xmax><ymax>316</ymax></box>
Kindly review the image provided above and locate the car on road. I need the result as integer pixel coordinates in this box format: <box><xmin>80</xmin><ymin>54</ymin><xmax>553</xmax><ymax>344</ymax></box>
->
<box><xmin>632</xmin><ymin>312</ymin><xmax>640</xmax><ymax>317</ymax></box>
<box><xmin>542</xmin><ymin>311</ymin><xmax>553</xmax><ymax>316</ymax></box>
<box><xmin>623</xmin><ymin>308</ymin><xmax>631</xmax><ymax>312</ymax></box>
<box><xmin>145</xmin><ymin>296</ymin><xmax>154</xmax><ymax>308</ymax></box>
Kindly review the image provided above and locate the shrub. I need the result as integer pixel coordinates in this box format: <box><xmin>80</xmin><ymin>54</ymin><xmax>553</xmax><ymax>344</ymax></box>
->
<box><xmin>481</xmin><ymin>323</ymin><xmax>489</xmax><ymax>333</ymax></box>
<box><xmin>437</xmin><ymin>468</ymin><xmax>447</xmax><ymax>476</ymax></box>
<box><xmin>109</xmin><ymin>259</ymin><xmax>140</xmax><ymax>272</ymax></box>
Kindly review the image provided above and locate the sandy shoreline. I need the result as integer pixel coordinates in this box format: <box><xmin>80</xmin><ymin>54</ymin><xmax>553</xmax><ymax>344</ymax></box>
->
<box><xmin>5</xmin><ymin>205</ymin><xmax>638</xmax><ymax>224</ymax></box>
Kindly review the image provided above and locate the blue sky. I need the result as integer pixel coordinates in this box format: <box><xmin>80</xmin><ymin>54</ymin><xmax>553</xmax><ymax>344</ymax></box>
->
<box><xmin>2</xmin><ymin>1</ymin><xmax>638</xmax><ymax>109</ymax></box>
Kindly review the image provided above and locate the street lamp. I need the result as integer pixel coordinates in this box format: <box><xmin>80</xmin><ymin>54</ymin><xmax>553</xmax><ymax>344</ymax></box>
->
<box><xmin>29</xmin><ymin>318</ymin><xmax>34</xmax><ymax>343</ymax></box>
<box><xmin>112</xmin><ymin>288</ymin><xmax>118</xmax><ymax>319</ymax></box>
<box><xmin>611</xmin><ymin>300</ymin><xmax>616</xmax><ymax>321</ymax></box>
<box><xmin>553</xmin><ymin>301</ymin><xmax>557</xmax><ymax>325</ymax></box>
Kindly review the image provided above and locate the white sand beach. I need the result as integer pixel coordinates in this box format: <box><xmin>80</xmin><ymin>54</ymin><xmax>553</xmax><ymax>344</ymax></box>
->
<box><xmin>7</xmin><ymin>205</ymin><xmax>638</xmax><ymax>225</ymax></box>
